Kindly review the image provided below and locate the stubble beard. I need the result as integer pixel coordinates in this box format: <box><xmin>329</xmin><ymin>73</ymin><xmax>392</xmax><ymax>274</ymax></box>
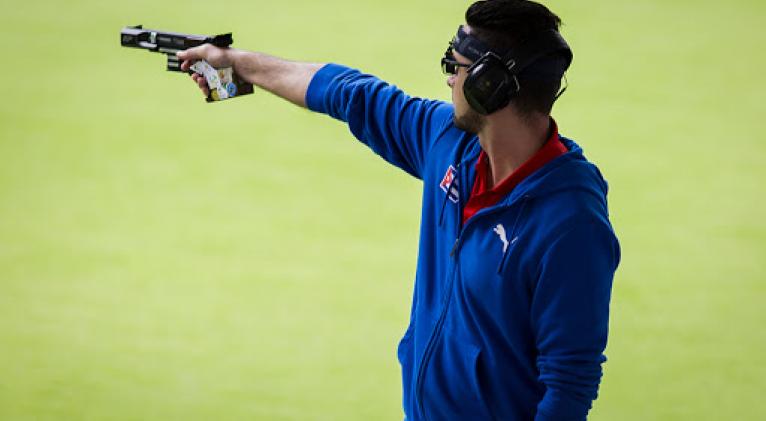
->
<box><xmin>453</xmin><ymin>107</ymin><xmax>486</xmax><ymax>135</ymax></box>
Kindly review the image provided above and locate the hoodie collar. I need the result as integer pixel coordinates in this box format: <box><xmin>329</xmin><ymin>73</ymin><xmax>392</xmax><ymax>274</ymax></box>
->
<box><xmin>496</xmin><ymin>137</ymin><xmax>609</xmax><ymax>207</ymax></box>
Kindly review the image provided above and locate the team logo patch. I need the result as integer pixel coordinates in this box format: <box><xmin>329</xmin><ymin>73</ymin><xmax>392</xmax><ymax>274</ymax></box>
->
<box><xmin>439</xmin><ymin>165</ymin><xmax>459</xmax><ymax>203</ymax></box>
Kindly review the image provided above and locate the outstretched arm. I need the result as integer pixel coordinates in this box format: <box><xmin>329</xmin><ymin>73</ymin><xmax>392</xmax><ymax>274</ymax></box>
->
<box><xmin>179</xmin><ymin>46</ymin><xmax>454</xmax><ymax>179</ymax></box>
<box><xmin>177</xmin><ymin>45</ymin><xmax>324</xmax><ymax>107</ymax></box>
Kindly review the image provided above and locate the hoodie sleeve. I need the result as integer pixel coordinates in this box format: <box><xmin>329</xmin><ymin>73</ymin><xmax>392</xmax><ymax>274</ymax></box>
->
<box><xmin>531</xmin><ymin>219</ymin><xmax>620</xmax><ymax>421</ymax></box>
<box><xmin>305</xmin><ymin>64</ymin><xmax>453</xmax><ymax>179</ymax></box>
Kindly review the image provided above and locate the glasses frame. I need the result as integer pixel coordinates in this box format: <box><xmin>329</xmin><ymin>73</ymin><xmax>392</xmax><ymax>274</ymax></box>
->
<box><xmin>441</xmin><ymin>46</ymin><xmax>472</xmax><ymax>75</ymax></box>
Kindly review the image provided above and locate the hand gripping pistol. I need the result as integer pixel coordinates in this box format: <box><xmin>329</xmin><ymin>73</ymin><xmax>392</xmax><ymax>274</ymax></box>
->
<box><xmin>120</xmin><ymin>25</ymin><xmax>254</xmax><ymax>102</ymax></box>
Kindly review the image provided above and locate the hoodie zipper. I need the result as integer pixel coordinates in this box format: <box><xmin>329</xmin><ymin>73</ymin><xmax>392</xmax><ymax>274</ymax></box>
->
<box><xmin>414</xmin><ymin>261</ymin><xmax>458</xmax><ymax>420</ymax></box>
<box><xmin>414</xmin><ymin>162</ymin><xmax>465</xmax><ymax>421</ymax></box>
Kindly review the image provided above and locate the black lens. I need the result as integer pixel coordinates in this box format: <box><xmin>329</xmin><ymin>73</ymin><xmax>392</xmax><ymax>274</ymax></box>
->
<box><xmin>441</xmin><ymin>57</ymin><xmax>456</xmax><ymax>75</ymax></box>
<box><xmin>442</xmin><ymin>45</ymin><xmax>457</xmax><ymax>75</ymax></box>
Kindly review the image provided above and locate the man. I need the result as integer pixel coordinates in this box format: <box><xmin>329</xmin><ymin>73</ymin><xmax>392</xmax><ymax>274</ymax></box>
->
<box><xmin>178</xmin><ymin>0</ymin><xmax>620</xmax><ymax>419</ymax></box>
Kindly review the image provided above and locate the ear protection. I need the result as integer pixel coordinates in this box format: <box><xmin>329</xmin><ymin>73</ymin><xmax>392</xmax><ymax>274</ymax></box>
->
<box><xmin>451</xmin><ymin>26</ymin><xmax>573</xmax><ymax>115</ymax></box>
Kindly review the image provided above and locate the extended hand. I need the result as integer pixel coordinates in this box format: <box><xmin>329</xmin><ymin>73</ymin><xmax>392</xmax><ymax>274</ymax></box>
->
<box><xmin>177</xmin><ymin>45</ymin><xmax>236</xmax><ymax>97</ymax></box>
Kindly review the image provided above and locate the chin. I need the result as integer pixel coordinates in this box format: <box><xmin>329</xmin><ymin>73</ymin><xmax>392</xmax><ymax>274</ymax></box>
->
<box><xmin>453</xmin><ymin>108</ymin><xmax>485</xmax><ymax>134</ymax></box>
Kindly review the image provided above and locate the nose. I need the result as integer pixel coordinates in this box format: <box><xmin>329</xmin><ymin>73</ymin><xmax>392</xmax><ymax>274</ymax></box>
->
<box><xmin>447</xmin><ymin>75</ymin><xmax>456</xmax><ymax>88</ymax></box>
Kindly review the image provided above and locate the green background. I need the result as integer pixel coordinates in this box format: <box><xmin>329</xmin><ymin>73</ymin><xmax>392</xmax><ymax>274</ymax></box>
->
<box><xmin>1</xmin><ymin>0</ymin><xmax>764</xmax><ymax>419</ymax></box>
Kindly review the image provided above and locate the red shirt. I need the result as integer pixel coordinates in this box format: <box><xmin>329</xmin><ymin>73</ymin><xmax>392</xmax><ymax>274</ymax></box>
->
<box><xmin>462</xmin><ymin>122</ymin><xmax>568</xmax><ymax>225</ymax></box>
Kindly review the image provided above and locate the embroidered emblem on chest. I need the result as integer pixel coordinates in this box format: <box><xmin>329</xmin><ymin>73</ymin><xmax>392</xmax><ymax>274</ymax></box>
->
<box><xmin>439</xmin><ymin>165</ymin><xmax>460</xmax><ymax>203</ymax></box>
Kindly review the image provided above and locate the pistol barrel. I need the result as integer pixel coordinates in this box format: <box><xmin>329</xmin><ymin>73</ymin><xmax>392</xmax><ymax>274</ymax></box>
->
<box><xmin>120</xmin><ymin>25</ymin><xmax>232</xmax><ymax>53</ymax></box>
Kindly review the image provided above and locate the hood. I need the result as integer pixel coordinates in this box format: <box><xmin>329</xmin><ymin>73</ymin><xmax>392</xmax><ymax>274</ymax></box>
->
<box><xmin>496</xmin><ymin>137</ymin><xmax>610</xmax><ymax>207</ymax></box>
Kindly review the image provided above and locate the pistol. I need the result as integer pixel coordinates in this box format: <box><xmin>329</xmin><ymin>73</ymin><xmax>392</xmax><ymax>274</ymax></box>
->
<box><xmin>120</xmin><ymin>25</ymin><xmax>254</xmax><ymax>102</ymax></box>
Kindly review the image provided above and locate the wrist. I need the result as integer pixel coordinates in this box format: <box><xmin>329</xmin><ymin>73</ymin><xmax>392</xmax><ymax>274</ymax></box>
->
<box><xmin>229</xmin><ymin>49</ymin><xmax>258</xmax><ymax>85</ymax></box>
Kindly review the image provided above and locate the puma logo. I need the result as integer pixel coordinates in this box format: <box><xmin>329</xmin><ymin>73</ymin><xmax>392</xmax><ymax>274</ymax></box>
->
<box><xmin>493</xmin><ymin>224</ymin><xmax>509</xmax><ymax>252</ymax></box>
<box><xmin>494</xmin><ymin>224</ymin><xmax>519</xmax><ymax>253</ymax></box>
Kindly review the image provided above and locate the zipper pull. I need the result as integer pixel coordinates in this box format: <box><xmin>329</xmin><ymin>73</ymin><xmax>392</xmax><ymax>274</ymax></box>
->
<box><xmin>450</xmin><ymin>237</ymin><xmax>459</xmax><ymax>257</ymax></box>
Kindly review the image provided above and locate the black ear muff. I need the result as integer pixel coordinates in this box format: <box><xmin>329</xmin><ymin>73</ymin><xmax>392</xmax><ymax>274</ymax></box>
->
<box><xmin>463</xmin><ymin>52</ymin><xmax>520</xmax><ymax>115</ymax></box>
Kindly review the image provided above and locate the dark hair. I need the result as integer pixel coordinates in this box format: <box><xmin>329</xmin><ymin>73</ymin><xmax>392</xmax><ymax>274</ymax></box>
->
<box><xmin>466</xmin><ymin>0</ymin><xmax>566</xmax><ymax>116</ymax></box>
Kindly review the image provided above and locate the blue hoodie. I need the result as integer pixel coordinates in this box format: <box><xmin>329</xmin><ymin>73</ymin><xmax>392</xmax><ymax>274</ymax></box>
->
<box><xmin>306</xmin><ymin>64</ymin><xmax>620</xmax><ymax>421</ymax></box>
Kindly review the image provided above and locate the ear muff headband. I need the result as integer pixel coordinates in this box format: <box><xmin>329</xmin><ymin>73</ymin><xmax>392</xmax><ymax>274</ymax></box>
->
<box><xmin>453</xmin><ymin>26</ymin><xmax>573</xmax><ymax>115</ymax></box>
<box><xmin>451</xmin><ymin>26</ymin><xmax>491</xmax><ymax>62</ymax></box>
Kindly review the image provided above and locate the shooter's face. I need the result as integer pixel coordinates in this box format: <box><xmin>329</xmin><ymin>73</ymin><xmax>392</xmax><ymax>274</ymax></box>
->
<box><xmin>448</xmin><ymin>50</ymin><xmax>485</xmax><ymax>134</ymax></box>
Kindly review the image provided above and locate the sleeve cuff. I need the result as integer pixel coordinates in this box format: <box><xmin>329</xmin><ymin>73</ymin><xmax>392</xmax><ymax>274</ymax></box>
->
<box><xmin>305</xmin><ymin>63</ymin><xmax>352</xmax><ymax>113</ymax></box>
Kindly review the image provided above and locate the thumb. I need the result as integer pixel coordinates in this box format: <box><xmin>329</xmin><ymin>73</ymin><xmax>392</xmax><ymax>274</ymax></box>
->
<box><xmin>176</xmin><ymin>44</ymin><xmax>207</xmax><ymax>61</ymax></box>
